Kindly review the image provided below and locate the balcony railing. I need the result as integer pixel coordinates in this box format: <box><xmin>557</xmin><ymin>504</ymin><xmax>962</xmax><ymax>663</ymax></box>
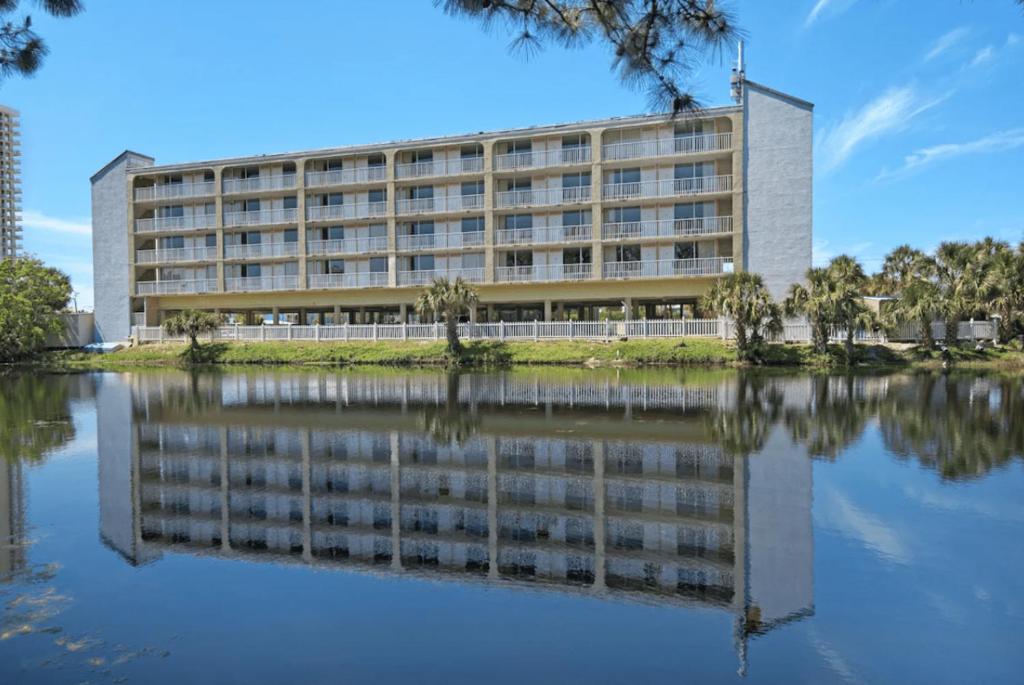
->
<box><xmin>221</xmin><ymin>174</ymin><xmax>296</xmax><ymax>194</ymax></box>
<box><xmin>495</xmin><ymin>262</ymin><xmax>593</xmax><ymax>283</ymax></box>
<box><xmin>395</xmin><ymin>193</ymin><xmax>485</xmax><ymax>215</ymax></box>
<box><xmin>602</xmin><ymin>216</ymin><xmax>733</xmax><ymax>241</ymax></box>
<box><xmin>601</xmin><ymin>132</ymin><xmax>733</xmax><ymax>162</ymax></box>
<box><xmin>308</xmin><ymin>272</ymin><xmax>389</xmax><ymax>289</ymax></box>
<box><xmin>134</xmin><ymin>181</ymin><xmax>216</xmax><ymax>202</ymax></box>
<box><xmin>225</xmin><ymin>275</ymin><xmax>299</xmax><ymax>292</ymax></box>
<box><xmin>305</xmin><ymin>202</ymin><xmax>387</xmax><ymax>221</ymax></box>
<box><xmin>397</xmin><ymin>231</ymin><xmax>485</xmax><ymax>251</ymax></box>
<box><xmin>603</xmin><ymin>257</ymin><xmax>734</xmax><ymax>279</ymax></box>
<box><xmin>397</xmin><ymin>267</ymin><xmax>485</xmax><ymax>286</ymax></box>
<box><xmin>135</xmin><ymin>246</ymin><xmax>219</xmax><ymax>264</ymax></box>
<box><xmin>493</xmin><ymin>146</ymin><xmax>592</xmax><ymax>171</ymax></box>
<box><xmin>307</xmin><ymin>236</ymin><xmax>389</xmax><ymax>255</ymax></box>
<box><xmin>602</xmin><ymin>175</ymin><xmax>732</xmax><ymax>201</ymax></box>
<box><xmin>135</xmin><ymin>278</ymin><xmax>217</xmax><ymax>295</ymax></box>
<box><xmin>495</xmin><ymin>185</ymin><xmax>592</xmax><ymax>209</ymax></box>
<box><xmin>305</xmin><ymin>166</ymin><xmax>387</xmax><ymax>187</ymax></box>
<box><xmin>495</xmin><ymin>224</ymin><xmax>592</xmax><ymax>246</ymax></box>
<box><xmin>222</xmin><ymin>208</ymin><xmax>298</xmax><ymax>227</ymax></box>
<box><xmin>134</xmin><ymin>214</ymin><xmax>216</xmax><ymax>233</ymax></box>
<box><xmin>394</xmin><ymin>156</ymin><xmax>484</xmax><ymax>180</ymax></box>
<box><xmin>223</xmin><ymin>242</ymin><xmax>299</xmax><ymax>259</ymax></box>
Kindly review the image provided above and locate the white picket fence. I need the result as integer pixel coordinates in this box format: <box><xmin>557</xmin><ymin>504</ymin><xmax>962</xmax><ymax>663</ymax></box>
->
<box><xmin>131</xmin><ymin>317</ymin><xmax>996</xmax><ymax>345</ymax></box>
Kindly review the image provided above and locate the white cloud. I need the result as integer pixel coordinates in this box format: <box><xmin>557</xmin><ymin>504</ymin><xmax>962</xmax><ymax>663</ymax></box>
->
<box><xmin>1007</xmin><ymin>33</ymin><xmax>1021</xmax><ymax>47</ymax></box>
<box><xmin>817</xmin><ymin>86</ymin><xmax>949</xmax><ymax>171</ymax></box>
<box><xmin>22</xmin><ymin>209</ymin><xmax>91</xmax><ymax>236</ymax></box>
<box><xmin>877</xmin><ymin>127</ymin><xmax>1024</xmax><ymax>180</ymax></box>
<box><xmin>968</xmin><ymin>45</ymin><xmax>995</xmax><ymax>68</ymax></box>
<box><xmin>804</xmin><ymin>0</ymin><xmax>858</xmax><ymax>28</ymax></box>
<box><xmin>821</xmin><ymin>488</ymin><xmax>910</xmax><ymax>564</ymax></box>
<box><xmin>925</xmin><ymin>27</ymin><xmax>969</xmax><ymax>61</ymax></box>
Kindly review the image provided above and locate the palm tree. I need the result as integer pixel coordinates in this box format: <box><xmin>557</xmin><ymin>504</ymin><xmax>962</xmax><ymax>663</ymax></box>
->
<box><xmin>784</xmin><ymin>267</ymin><xmax>834</xmax><ymax>354</ymax></box>
<box><xmin>162</xmin><ymin>309</ymin><xmax>222</xmax><ymax>361</ymax></box>
<box><xmin>878</xmin><ymin>244</ymin><xmax>928</xmax><ymax>295</ymax></box>
<box><xmin>415</xmin><ymin>277</ymin><xmax>479</xmax><ymax>359</ymax></box>
<box><xmin>981</xmin><ymin>242</ymin><xmax>1024</xmax><ymax>343</ymax></box>
<box><xmin>828</xmin><ymin>255</ymin><xmax>872</xmax><ymax>358</ymax></box>
<box><xmin>888</xmin><ymin>278</ymin><xmax>943</xmax><ymax>349</ymax></box>
<box><xmin>701</xmin><ymin>272</ymin><xmax>782</xmax><ymax>362</ymax></box>
<box><xmin>933</xmin><ymin>241</ymin><xmax>984</xmax><ymax>346</ymax></box>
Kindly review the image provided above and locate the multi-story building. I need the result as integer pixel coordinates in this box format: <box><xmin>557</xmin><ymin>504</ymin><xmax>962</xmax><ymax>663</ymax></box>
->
<box><xmin>91</xmin><ymin>74</ymin><xmax>811</xmax><ymax>342</ymax></box>
<box><xmin>0</xmin><ymin>105</ymin><xmax>21</xmax><ymax>261</ymax></box>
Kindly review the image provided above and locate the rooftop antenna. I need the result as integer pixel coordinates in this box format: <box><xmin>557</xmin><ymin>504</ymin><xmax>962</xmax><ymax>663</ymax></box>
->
<box><xmin>730</xmin><ymin>40</ymin><xmax>745</xmax><ymax>103</ymax></box>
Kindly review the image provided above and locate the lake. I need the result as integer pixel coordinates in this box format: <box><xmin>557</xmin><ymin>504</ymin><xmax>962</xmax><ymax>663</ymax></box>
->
<box><xmin>1</xmin><ymin>368</ymin><xmax>1022</xmax><ymax>684</ymax></box>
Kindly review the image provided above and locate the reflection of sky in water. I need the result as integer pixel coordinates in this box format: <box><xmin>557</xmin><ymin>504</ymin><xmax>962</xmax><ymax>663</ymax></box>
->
<box><xmin>0</xmin><ymin>370</ymin><xmax>1022</xmax><ymax>684</ymax></box>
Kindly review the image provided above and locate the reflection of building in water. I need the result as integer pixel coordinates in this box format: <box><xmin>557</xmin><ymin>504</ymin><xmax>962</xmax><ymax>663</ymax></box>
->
<box><xmin>0</xmin><ymin>459</ymin><xmax>25</xmax><ymax>579</ymax></box>
<box><xmin>98</xmin><ymin>372</ymin><xmax>814</xmax><ymax>673</ymax></box>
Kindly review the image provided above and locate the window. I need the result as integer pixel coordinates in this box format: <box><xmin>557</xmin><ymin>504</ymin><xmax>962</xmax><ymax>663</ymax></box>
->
<box><xmin>505</xmin><ymin>250</ymin><xmax>533</xmax><ymax>267</ymax></box>
<box><xmin>461</xmin><ymin>144</ymin><xmax>482</xmax><ymax>158</ymax></box>
<box><xmin>368</xmin><ymin>153</ymin><xmax>385</xmax><ymax>167</ymax></box>
<box><xmin>675</xmin><ymin>163</ymin><xmax>711</xmax><ymax>179</ymax></box>
<box><xmin>615</xmin><ymin>244</ymin><xmax>641</xmax><ymax>262</ymax></box>
<box><xmin>161</xmin><ymin>236</ymin><xmax>185</xmax><ymax>249</ymax></box>
<box><xmin>242</xmin><ymin>231</ymin><xmax>262</xmax><ymax>245</ymax></box>
<box><xmin>462</xmin><ymin>253</ymin><xmax>485</xmax><ymax>269</ymax></box>
<box><xmin>203</xmin><ymin>171</ymin><xmax>214</xmax><ymax>182</ymax></box>
<box><xmin>509</xmin><ymin>177</ymin><xmax>531</xmax><ymax>191</ymax></box>
<box><xmin>369</xmin><ymin>224</ymin><xmax>387</xmax><ymax>238</ymax></box>
<box><xmin>563</xmin><ymin>247</ymin><xmax>591</xmax><ymax>265</ymax></box>
<box><xmin>562</xmin><ymin>172</ymin><xmax>590</xmax><ymax>188</ymax></box>
<box><xmin>462</xmin><ymin>217</ymin><xmax>484</xmax><ymax>233</ymax></box>
<box><xmin>204</xmin><ymin>234</ymin><xmax>217</xmax><ymax>247</ymax></box>
<box><xmin>368</xmin><ymin>189</ymin><xmax>386</xmax><ymax>204</ymax></box>
<box><xmin>562</xmin><ymin>134</ymin><xmax>585</xmax><ymax>148</ymax></box>
<box><xmin>327</xmin><ymin>259</ymin><xmax>345</xmax><ymax>274</ymax></box>
<box><xmin>324</xmin><ymin>226</ymin><xmax>345</xmax><ymax>241</ymax></box>
<box><xmin>508</xmin><ymin>139</ymin><xmax>532</xmax><ymax>154</ymax></box>
<box><xmin>283</xmin><ymin>196</ymin><xmax>297</xmax><ymax>210</ymax></box>
<box><xmin>410</xmin><ymin>221</ymin><xmax>434</xmax><ymax>236</ymax></box>
<box><xmin>410</xmin><ymin>185</ymin><xmax>433</xmax><ymax>200</ymax></box>
<box><xmin>461</xmin><ymin>180</ymin><xmax>484</xmax><ymax>196</ymax></box>
<box><xmin>410</xmin><ymin>255</ymin><xmax>434</xmax><ymax>271</ymax></box>
<box><xmin>244</xmin><ymin>198</ymin><xmax>260</xmax><ymax>212</ymax></box>
<box><xmin>324</xmin><ymin>193</ymin><xmax>343</xmax><ymax>206</ymax></box>
<box><xmin>165</xmin><ymin>174</ymin><xmax>182</xmax><ymax>185</ymax></box>
<box><xmin>609</xmin><ymin>206</ymin><xmax>640</xmax><ymax>223</ymax></box>
<box><xmin>674</xmin><ymin>203</ymin><xmax>706</xmax><ymax>219</ymax></box>
<box><xmin>284</xmin><ymin>229</ymin><xmax>298</xmax><ymax>243</ymax></box>
<box><xmin>241</xmin><ymin>167</ymin><xmax>260</xmax><ymax>179</ymax></box>
<box><xmin>369</xmin><ymin>257</ymin><xmax>388</xmax><ymax>273</ymax></box>
<box><xmin>675</xmin><ymin>242</ymin><xmax>697</xmax><ymax>260</ymax></box>
<box><xmin>160</xmin><ymin>205</ymin><xmax>185</xmax><ymax>218</ymax></box>
<box><xmin>326</xmin><ymin>159</ymin><xmax>344</xmax><ymax>171</ymax></box>
<box><xmin>504</xmin><ymin>214</ymin><xmax>532</xmax><ymax>230</ymax></box>
<box><xmin>410</xmin><ymin>150</ymin><xmax>433</xmax><ymax>164</ymax></box>
<box><xmin>612</xmin><ymin>168</ymin><xmax>641</xmax><ymax>185</ymax></box>
<box><xmin>562</xmin><ymin>211</ymin><xmax>584</xmax><ymax>226</ymax></box>
<box><xmin>675</xmin><ymin>120</ymin><xmax>710</xmax><ymax>137</ymax></box>
<box><xmin>241</xmin><ymin>264</ymin><xmax>261</xmax><ymax>278</ymax></box>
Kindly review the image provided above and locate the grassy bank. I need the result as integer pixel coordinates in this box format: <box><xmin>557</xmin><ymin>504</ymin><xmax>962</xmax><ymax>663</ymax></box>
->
<box><xmin>29</xmin><ymin>337</ymin><xmax>1024</xmax><ymax>372</ymax></box>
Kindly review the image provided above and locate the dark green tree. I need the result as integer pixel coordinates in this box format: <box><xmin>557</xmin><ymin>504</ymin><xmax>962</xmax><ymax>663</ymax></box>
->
<box><xmin>0</xmin><ymin>256</ymin><xmax>72</xmax><ymax>361</ymax></box>
<box><xmin>0</xmin><ymin>0</ymin><xmax>84</xmax><ymax>80</ymax></box>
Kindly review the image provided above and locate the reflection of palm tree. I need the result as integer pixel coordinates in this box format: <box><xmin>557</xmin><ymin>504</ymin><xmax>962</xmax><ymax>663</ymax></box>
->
<box><xmin>784</xmin><ymin>375</ymin><xmax>877</xmax><ymax>460</ymax></box>
<box><xmin>0</xmin><ymin>375</ymin><xmax>76</xmax><ymax>463</ymax></box>
<box><xmin>878</xmin><ymin>375</ymin><xmax>1024</xmax><ymax>480</ymax></box>
<box><xmin>421</xmin><ymin>372</ymin><xmax>481</xmax><ymax>446</ymax></box>
<box><xmin>705</xmin><ymin>374</ymin><xmax>783</xmax><ymax>456</ymax></box>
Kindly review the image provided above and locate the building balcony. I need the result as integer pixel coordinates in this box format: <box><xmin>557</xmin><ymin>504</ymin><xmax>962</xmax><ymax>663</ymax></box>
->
<box><xmin>307</xmin><ymin>236</ymin><xmax>388</xmax><ymax>256</ymax></box>
<box><xmin>397</xmin><ymin>231</ymin><xmax>485</xmax><ymax>251</ymax></box>
<box><xmin>305</xmin><ymin>202</ymin><xmax>387</xmax><ymax>222</ymax></box>
<box><xmin>493</xmin><ymin>146</ymin><xmax>592</xmax><ymax>172</ymax></box>
<box><xmin>223</xmin><ymin>208</ymin><xmax>298</xmax><ymax>227</ymax></box>
<box><xmin>495</xmin><ymin>262</ymin><xmax>593</xmax><ymax>283</ymax></box>
<box><xmin>495</xmin><ymin>224</ymin><xmax>592</xmax><ymax>246</ymax></box>
<box><xmin>305</xmin><ymin>166</ymin><xmax>387</xmax><ymax>188</ymax></box>
<box><xmin>395</xmin><ymin>193</ymin><xmax>484</xmax><ymax>216</ymax></box>
<box><xmin>134</xmin><ymin>181</ymin><xmax>216</xmax><ymax>202</ymax></box>
<box><xmin>135</xmin><ymin>246</ymin><xmax>219</xmax><ymax>265</ymax></box>
<box><xmin>135</xmin><ymin>278</ymin><xmax>218</xmax><ymax>296</ymax></box>
<box><xmin>397</xmin><ymin>267</ymin><xmax>485</xmax><ymax>286</ymax></box>
<box><xmin>602</xmin><ymin>216</ymin><xmax>733</xmax><ymax>241</ymax></box>
<box><xmin>223</xmin><ymin>242</ymin><xmax>299</xmax><ymax>259</ymax></box>
<box><xmin>601</xmin><ymin>132</ymin><xmax>733</xmax><ymax>162</ymax></box>
<box><xmin>222</xmin><ymin>174</ymin><xmax>296</xmax><ymax>194</ymax></box>
<box><xmin>308</xmin><ymin>272</ymin><xmax>389</xmax><ymax>289</ymax></box>
<box><xmin>395</xmin><ymin>156</ymin><xmax>484</xmax><ymax>180</ymax></box>
<box><xmin>225</xmin><ymin>275</ymin><xmax>300</xmax><ymax>292</ymax></box>
<box><xmin>603</xmin><ymin>257</ymin><xmax>734</xmax><ymax>280</ymax></box>
<box><xmin>134</xmin><ymin>214</ymin><xmax>217</xmax><ymax>233</ymax></box>
<box><xmin>602</xmin><ymin>175</ymin><xmax>733</xmax><ymax>202</ymax></box>
<box><xmin>495</xmin><ymin>185</ymin><xmax>592</xmax><ymax>209</ymax></box>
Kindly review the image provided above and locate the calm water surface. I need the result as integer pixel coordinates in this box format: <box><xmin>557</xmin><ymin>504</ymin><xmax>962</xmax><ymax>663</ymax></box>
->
<box><xmin>1</xmin><ymin>368</ymin><xmax>1022</xmax><ymax>684</ymax></box>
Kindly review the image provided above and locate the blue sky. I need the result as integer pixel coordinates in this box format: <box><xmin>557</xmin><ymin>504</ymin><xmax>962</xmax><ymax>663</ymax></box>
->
<box><xmin>6</xmin><ymin>0</ymin><xmax>1022</xmax><ymax>309</ymax></box>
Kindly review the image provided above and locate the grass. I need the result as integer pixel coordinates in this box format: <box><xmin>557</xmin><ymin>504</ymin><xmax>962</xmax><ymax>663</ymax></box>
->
<box><xmin>31</xmin><ymin>338</ymin><xmax>1024</xmax><ymax>372</ymax></box>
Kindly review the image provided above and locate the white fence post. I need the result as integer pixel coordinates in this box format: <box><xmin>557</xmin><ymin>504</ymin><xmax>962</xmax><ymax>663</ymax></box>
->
<box><xmin>533</xmin><ymin>320</ymin><xmax>539</xmax><ymax>340</ymax></box>
<box><xmin>402</xmin><ymin>322</ymin><xmax>407</xmax><ymax>340</ymax></box>
<box><xmin>500</xmin><ymin>321</ymin><xmax>505</xmax><ymax>341</ymax></box>
<box><xmin>373</xmin><ymin>322</ymin><xmax>378</xmax><ymax>341</ymax></box>
<box><xmin>570</xmin><ymin>319</ymin><xmax>575</xmax><ymax>340</ymax></box>
<box><xmin>605</xmin><ymin>319</ymin><xmax>612</xmax><ymax>339</ymax></box>
<box><xmin>261</xmin><ymin>326</ymin><xmax>266</xmax><ymax>341</ymax></box>
<box><xmin>344</xmin><ymin>323</ymin><xmax>349</xmax><ymax>341</ymax></box>
<box><xmin>287</xmin><ymin>325</ymin><xmax>292</xmax><ymax>340</ymax></box>
<box><xmin>315</xmin><ymin>324</ymin><xmax>321</xmax><ymax>342</ymax></box>
<box><xmin>643</xmin><ymin>319</ymin><xmax>649</xmax><ymax>338</ymax></box>
<box><xmin>158</xmin><ymin>326</ymin><xmax>164</xmax><ymax>343</ymax></box>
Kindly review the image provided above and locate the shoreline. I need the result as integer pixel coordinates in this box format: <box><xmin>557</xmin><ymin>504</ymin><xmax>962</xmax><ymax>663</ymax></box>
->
<box><xmin>17</xmin><ymin>339</ymin><xmax>1024</xmax><ymax>374</ymax></box>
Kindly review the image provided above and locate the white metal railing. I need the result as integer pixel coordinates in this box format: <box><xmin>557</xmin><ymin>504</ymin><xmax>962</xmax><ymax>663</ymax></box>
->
<box><xmin>602</xmin><ymin>175</ymin><xmax>732</xmax><ymax>201</ymax></box>
<box><xmin>221</xmin><ymin>174</ymin><xmax>296</xmax><ymax>194</ymax></box>
<box><xmin>135</xmin><ymin>279</ymin><xmax>217</xmax><ymax>295</ymax></box>
<box><xmin>225</xmin><ymin>275</ymin><xmax>299</xmax><ymax>292</ymax></box>
<box><xmin>307</xmin><ymin>236</ymin><xmax>389</xmax><ymax>255</ymax></box>
<box><xmin>493</xmin><ymin>146</ymin><xmax>592</xmax><ymax>171</ymax></box>
<box><xmin>397</xmin><ymin>267</ymin><xmax>485</xmax><ymax>286</ymax></box>
<box><xmin>134</xmin><ymin>181</ymin><xmax>216</xmax><ymax>202</ymax></box>
<box><xmin>222</xmin><ymin>208</ymin><xmax>298</xmax><ymax>227</ymax></box>
<box><xmin>495</xmin><ymin>262</ymin><xmax>593</xmax><ymax>283</ymax></box>
<box><xmin>397</xmin><ymin>231</ymin><xmax>485</xmax><ymax>251</ymax></box>
<box><xmin>395</xmin><ymin>156</ymin><xmax>484</xmax><ymax>179</ymax></box>
<box><xmin>495</xmin><ymin>224</ymin><xmax>592</xmax><ymax>246</ymax></box>
<box><xmin>135</xmin><ymin>246</ymin><xmax>219</xmax><ymax>264</ymax></box>
<box><xmin>134</xmin><ymin>214</ymin><xmax>216</xmax><ymax>233</ymax></box>
<box><xmin>305</xmin><ymin>166</ymin><xmax>387</xmax><ymax>187</ymax></box>
<box><xmin>602</xmin><ymin>216</ymin><xmax>733</xmax><ymax>241</ymax></box>
<box><xmin>307</xmin><ymin>272</ymin><xmax>389</xmax><ymax>289</ymax></box>
<box><xmin>395</xmin><ymin>193</ymin><xmax>485</xmax><ymax>215</ymax></box>
<box><xmin>601</xmin><ymin>132</ymin><xmax>733</xmax><ymax>162</ymax></box>
<box><xmin>495</xmin><ymin>185</ymin><xmax>592</xmax><ymax>208</ymax></box>
<box><xmin>305</xmin><ymin>202</ymin><xmax>387</xmax><ymax>221</ymax></box>
<box><xmin>223</xmin><ymin>242</ymin><xmax>299</xmax><ymax>259</ymax></box>
<box><xmin>604</xmin><ymin>257</ymin><xmax>734</xmax><ymax>279</ymax></box>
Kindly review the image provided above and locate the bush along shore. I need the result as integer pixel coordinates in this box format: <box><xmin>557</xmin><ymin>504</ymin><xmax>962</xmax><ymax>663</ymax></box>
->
<box><xmin>32</xmin><ymin>338</ymin><xmax>1024</xmax><ymax>372</ymax></box>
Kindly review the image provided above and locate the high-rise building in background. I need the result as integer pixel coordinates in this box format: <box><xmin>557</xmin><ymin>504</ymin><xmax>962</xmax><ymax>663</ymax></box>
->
<box><xmin>0</xmin><ymin>106</ymin><xmax>21</xmax><ymax>260</ymax></box>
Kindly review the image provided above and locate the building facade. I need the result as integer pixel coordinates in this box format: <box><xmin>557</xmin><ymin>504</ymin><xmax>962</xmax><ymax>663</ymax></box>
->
<box><xmin>0</xmin><ymin>106</ymin><xmax>21</xmax><ymax>261</ymax></box>
<box><xmin>91</xmin><ymin>78</ymin><xmax>811</xmax><ymax>342</ymax></box>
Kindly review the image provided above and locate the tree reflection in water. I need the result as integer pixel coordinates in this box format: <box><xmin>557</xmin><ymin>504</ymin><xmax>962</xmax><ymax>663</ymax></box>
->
<box><xmin>0</xmin><ymin>374</ymin><xmax>76</xmax><ymax>463</ymax></box>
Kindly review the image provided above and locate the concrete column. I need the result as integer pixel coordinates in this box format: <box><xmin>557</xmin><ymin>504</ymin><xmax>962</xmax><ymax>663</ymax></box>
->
<box><xmin>390</xmin><ymin>431</ymin><xmax>402</xmax><ymax>570</ymax></box>
<box><xmin>486</xmin><ymin>303</ymin><xmax>496</xmax><ymax>322</ymax></box>
<box><xmin>358</xmin><ymin>307</ymin><xmax>366</xmax><ymax>325</ymax></box>
<box><xmin>589</xmin><ymin>128</ymin><xmax>604</xmax><ymax>280</ymax></box>
<box><xmin>219</xmin><ymin>428</ymin><xmax>230</xmax><ymax>552</ymax></box>
<box><xmin>482</xmin><ymin>140</ymin><xmax>496</xmax><ymax>284</ymax></box>
<box><xmin>543</xmin><ymin>300</ymin><xmax>553</xmax><ymax>322</ymax></box>
<box><xmin>296</xmin><ymin>157</ymin><xmax>308</xmax><ymax>289</ymax></box>
<box><xmin>385</xmin><ymin>150</ymin><xmax>399</xmax><ymax>288</ymax></box>
<box><xmin>730</xmin><ymin>111</ymin><xmax>745</xmax><ymax>271</ymax></box>
<box><xmin>593</xmin><ymin>439</ymin><xmax>606</xmax><ymax>590</ymax></box>
<box><xmin>272</xmin><ymin>307</ymin><xmax>280</xmax><ymax>325</ymax></box>
<box><xmin>299</xmin><ymin>308</ymin><xmax>307</xmax><ymax>325</ymax></box>
<box><xmin>556</xmin><ymin>302</ymin><xmax>565</xmax><ymax>321</ymax></box>
<box><xmin>399</xmin><ymin>303</ymin><xmax>408</xmax><ymax>323</ymax></box>
<box><xmin>487</xmin><ymin>436</ymin><xmax>498</xmax><ymax>579</ymax></box>
<box><xmin>469</xmin><ymin>307</ymin><xmax>478</xmax><ymax>323</ymax></box>
<box><xmin>623</xmin><ymin>297</ymin><xmax>633</xmax><ymax>321</ymax></box>
<box><xmin>214</xmin><ymin>166</ymin><xmax>226</xmax><ymax>292</ymax></box>
<box><xmin>301</xmin><ymin>429</ymin><xmax>312</xmax><ymax>562</ymax></box>
<box><xmin>332</xmin><ymin>304</ymin><xmax>341</xmax><ymax>324</ymax></box>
